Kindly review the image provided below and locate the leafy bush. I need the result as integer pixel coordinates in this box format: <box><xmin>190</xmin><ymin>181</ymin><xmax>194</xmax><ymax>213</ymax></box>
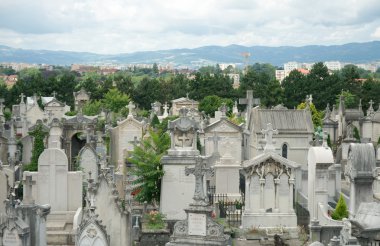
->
<box><xmin>144</xmin><ymin>210</ymin><xmax>166</xmax><ymax>229</ymax></box>
<box><xmin>331</xmin><ymin>194</ymin><xmax>349</xmax><ymax>220</ymax></box>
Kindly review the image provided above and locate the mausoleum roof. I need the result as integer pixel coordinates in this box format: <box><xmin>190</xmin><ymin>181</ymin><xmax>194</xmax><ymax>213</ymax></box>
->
<box><xmin>249</xmin><ymin>107</ymin><xmax>314</xmax><ymax>134</ymax></box>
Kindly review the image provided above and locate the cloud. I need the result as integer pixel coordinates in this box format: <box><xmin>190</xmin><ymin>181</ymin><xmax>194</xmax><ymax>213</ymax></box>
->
<box><xmin>0</xmin><ymin>0</ymin><xmax>379</xmax><ymax>53</ymax></box>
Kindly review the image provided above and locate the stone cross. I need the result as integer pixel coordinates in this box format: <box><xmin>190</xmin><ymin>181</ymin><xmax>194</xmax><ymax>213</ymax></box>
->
<box><xmin>261</xmin><ymin>123</ymin><xmax>278</xmax><ymax>152</ymax></box>
<box><xmin>239</xmin><ymin>90</ymin><xmax>260</xmax><ymax>128</ymax></box>
<box><xmin>19</xmin><ymin>93</ymin><xmax>25</xmax><ymax>104</ymax></box>
<box><xmin>185</xmin><ymin>157</ymin><xmax>214</xmax><ymax>206</ymax></box>
<box><xmin>127</xmin><ymin>101</ymin><xmax>135</xmax><ymax>116</ymax></box>
<box><xmin>178</xmin><ymin>132</ymin><xmax>191</xmax><ymax>147</ymax></box>
<box><xmin>367</xmin><ymin>99</ymin><xmax>375</xmax><ymax>116</ymax></box>
<box><xmin>24</xmin><ymin>175</ymin><xmax>36</xmax><ymax>204</ymax></box>
<box><xmin>186</xmin><ymin>92</ymin><xmax>189</xmax><ymax>99</ymax></box>
<box><xmin>52</xmin><ymin>91</ymin><xmax>57</xmax><ymax>98</ymax></box>
<box><xmin>207</xmin><ymin>131</ymin><xmax>223</xmax><ymax>155</ymax></box>
<box><xmin>129</xmin><ymin>136</ymin><xmax>141</xmax><ymax>146</ymax></box>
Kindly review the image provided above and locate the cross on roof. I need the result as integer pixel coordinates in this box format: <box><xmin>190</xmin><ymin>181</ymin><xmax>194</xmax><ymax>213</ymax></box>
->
<box><xmin>52</xmin><ymin>91</ymin><xmax>57</xmax><ymax>98</ymax></box>
<box><xmin>261</xmin><ymin>123</ymin><xmax>278</xmax><ymax>153</ymax></box>
<box><xmin>185</xmin><ymin>157</ymin><xmax>214</xmax><ymax>206</ymax></box>
<box><xmin>127</xmin><ymin>101</ymin><xmax>135</xmax><ymax>116</ymax></box>
<box><xmin>186</xmin><ymin>92</ymin><xmax>189</xmax><ymax>99</ymax></box>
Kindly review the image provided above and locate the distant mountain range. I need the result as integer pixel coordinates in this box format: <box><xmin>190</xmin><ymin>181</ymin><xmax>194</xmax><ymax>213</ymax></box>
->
<box><xmin>0</xmin><ymin>41</ymin><xmax>380</xmax><ymax>68</ymax></box>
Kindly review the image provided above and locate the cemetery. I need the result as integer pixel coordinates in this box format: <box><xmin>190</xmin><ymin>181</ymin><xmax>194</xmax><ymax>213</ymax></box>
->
<box><xmin>0</xmin><ymin>87</ymin><xmax>379</xmax><ymax>246</ymax></box>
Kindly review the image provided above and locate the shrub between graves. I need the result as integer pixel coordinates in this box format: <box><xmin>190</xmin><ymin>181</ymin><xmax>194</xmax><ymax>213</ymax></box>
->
<box><xmin>144</xmin><ymin>210</ymin><xmax>166</xmax><ymax>230</ymax></box>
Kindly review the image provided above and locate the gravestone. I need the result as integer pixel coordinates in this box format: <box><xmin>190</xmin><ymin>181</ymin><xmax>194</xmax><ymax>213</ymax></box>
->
<box><xmin>78</xmin><ymin>145</ymin><xmax>99</xmax><ymax>182</ymax></box>
<box><xmin>0</xmin><ymin>187</ymin><xmax>30</xmax><ymax>246</ymax></box>
<box><xmin>241</xmin><ymin>123</ymin><xmax>300</xmax><ymax>231</ymax></box>
<box><xmin>22</xmin><ymin>121</ymin><xmax>82</xmax><ymax>244</ymax></box>
<box><xmin>344</xmin><ymin>143</ymin><xmax>376</xmax><ymax>216</ymax></box>
<box><xmin>166</xmin><ymin>156</ymin><xmax>230</xmax><ymax>246</ymax></box>
<box><xmin>110</xmin><ymin>101</ymin><xmax>144</xmax><ymax>170</ymax></box>
<box><xmin>308</xmin><ymin>137</ymin><xmax>334</xmax><ymax>224</ymax></box>
<box><xmin>76</xmin><ymin>174</ymin><xmax>109</xmax><ymax>246</ymax></box>
<box><xmin>160</xmin><ymin>107</ymin><xmax>200</xmax><ymax>220</ymax></box>
<box><xmin>203</xmin><ymin>116</ymin><xmax>243</xmax><ymax>200</ymax></box>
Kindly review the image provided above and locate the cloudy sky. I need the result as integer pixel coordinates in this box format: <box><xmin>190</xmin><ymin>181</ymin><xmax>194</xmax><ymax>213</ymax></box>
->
<box><xmin>0</xmin><ymin>0</ymin><xmax>379</xmax><ymax>54</ymax></box>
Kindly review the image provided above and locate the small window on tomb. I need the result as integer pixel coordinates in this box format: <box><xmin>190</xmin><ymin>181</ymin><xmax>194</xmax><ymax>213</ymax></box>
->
<box><xmin>282</xmin><ymin>143</ymin><xmax>288</xmax><ymax>159</ymax></box>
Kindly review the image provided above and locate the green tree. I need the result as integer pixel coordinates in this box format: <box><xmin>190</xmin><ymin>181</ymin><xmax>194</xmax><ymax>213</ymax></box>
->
<box><xmin>82</xmin><ymin>100</ymin><xmax>103</xmax><ymax>116</ymax></box>
<box><xmin>331</xmin><ymin>194</ymin><xmax>349</xmax><ymax>220</ymax></box>
<box><xmin>152</xmin><ymin>63</ymin><xmax>159</xmax><ymax>75</ymax></box>
<box><xmin>133</xmin><ymin>77</ymin><xmax>162</xmax><ymax>109</ymax></box>
<box><xmin>24</xmin><ymin>123</ymin><xmax>48</xmax><ymax>171</ymax></box>
<box><xmin>297</xmin><ymin>102</ymin><xmax>323</xmax><ymax>128</ymax></box>
<box><xmin>282</xmin><ymin>70</ymin><xmax>307</xmax><ymax>108</ymax></box>
<box><xmin>151</xmin><ymin>114</ymin><xmax>160</xmax><ymax>128</ymax></box>
<box><xmin>335</xmin><ymin>91</ymin><xmax>358</xmax><ymax>109</ymax></box>
<box><xmin>128</xmin><ymin>130</ymin><xmax>170</xmax><ymax>204</ymax></box>
<box><xmin>102</xmin><ymin>88</ymin><xmax>130</xmax><ymax>113</ymax></box>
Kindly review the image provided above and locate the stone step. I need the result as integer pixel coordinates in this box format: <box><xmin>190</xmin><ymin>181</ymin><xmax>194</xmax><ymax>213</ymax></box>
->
<box><xmin>47</xmin><ymin>230</ymin><xmax>75</xmax><ymax>245</ymax></box>
<box><xmin>47</xmin><ymin>221</ymin><xmax>67</xmax><ymax>231</ymax></box>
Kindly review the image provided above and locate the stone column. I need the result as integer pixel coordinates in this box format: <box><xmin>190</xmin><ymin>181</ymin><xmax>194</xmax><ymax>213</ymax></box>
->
<box><xmin>309</xmin><ymin>219</ymin><xmax>322</xmax><ymax>243</ymax></box>
<box><xmin>259</xmin><ymin>178</ymin><xmax>265</xmax><ymax>212</ymax></box>
<box><xmin>349</xmin><ymin>180</ymin><xmax>355</xmax><ymax>217</ymax></box>
<box><xmin>289</xmin><ymin>179</ymin><xmax>295</xmax><ymax>213</ymax></box>
<box><xmin>334</xmin><ymin>164</ymin><xmax>341</xmax><ymax>200</ymax></box>
<box><xmin>274</xmin><ymin>178</ymin><xmax>280</xmax><ymax>212</ymax></box>
<box><xmin>245</xmin><ymin>176</ymin><xmax>251</xmax><ymax>212</ymax></box>
<box><xmin>192</xmin><ymin>131</ymin><xmax>197</xmax><ymax>150</ymax></box>
<box><xmin>170</xmin><ymin>131</ymin><xmax>175</xmax><ymax>149</ymax></box>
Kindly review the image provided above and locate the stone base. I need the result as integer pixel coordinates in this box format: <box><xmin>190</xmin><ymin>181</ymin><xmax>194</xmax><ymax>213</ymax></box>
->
<box><xmin>166</xmin><ymin>205</ymin><xmax>231</xmax><ymax>246</ymax></box>
<box><xmin>242</xmin><ymin>212</ymin><xmax>297</xmax><ymax>235</ymax></box>
<box><xmin>46</xmin><ymin>211</ymin><xmax>76</xmax><ymax>245</ymax></box>
<box><xmin>166</xmin><ymin>235</ymin><xmax>231</xmax><ymax>246</ymax></box>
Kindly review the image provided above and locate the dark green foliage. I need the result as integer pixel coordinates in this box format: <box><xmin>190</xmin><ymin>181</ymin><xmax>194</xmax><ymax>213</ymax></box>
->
<box><xmin>331</xmin><ymin>194</ymin><xmax>349</xmax><ymax>220</ymax></box>
<box><xmin>128</xmin><ymin>130</ymin><xmax>170</xmax><ymax>203</ymax></box>
<box><xmin>156</xmin><ymin>116</ymin><xmax>178</xmax><ymax>134</ymax></box>
<box><xmin>354</xmin><ymin>127</ymin><xmax>360</xmax><ymax>142</ymax></box>
<box><xmin>151</xmin><ymin>114</ymin><xmax>160</xmax><ymax>128</ymax></box>
<box><xmin>239</xmin><ymin>64</ymin><xmax>282</xmax><ymax>108</ymax></box>
<box><xmin>23</xmin><ymin>124</ymin><xmax>48</xmax><ymax>171</ymax></box>
<box><xmin>327</xmin><ymin>134</ymin><xmax>332</xmax><ymax>148</ymax></box>
<box><xmin>297</xmin><ymin>102</ymin><xmax>323</xmax><ymax>128</ymax></box>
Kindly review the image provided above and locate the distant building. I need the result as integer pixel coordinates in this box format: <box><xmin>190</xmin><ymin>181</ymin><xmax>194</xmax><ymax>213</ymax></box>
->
<box><xmin>324</xmin><ymin>61</ymin><xmax>342</xmax><ymax>71</ymax></box>
<box><xmin>275</xmin><ymin>70</ymin><xmax>286</xmax><ymax>83</ymax></box>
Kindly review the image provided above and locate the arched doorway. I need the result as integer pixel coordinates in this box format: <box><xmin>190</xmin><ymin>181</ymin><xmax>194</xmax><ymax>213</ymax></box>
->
<box><xmin>71</xmin><ymin>132</ymin><xmax>86</xmax><ymax>170</ymax></box>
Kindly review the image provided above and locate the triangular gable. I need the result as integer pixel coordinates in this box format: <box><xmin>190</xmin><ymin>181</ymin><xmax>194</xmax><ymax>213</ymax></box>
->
<box><xmin>116</xmin><ymin>116</ymin><xmax>144</xmax><ymax>129</ymax></box>
<box><xmin>171</xmin><ymin>97</ymin><xmax>198</xmax><ymax>104</ymax></box>
<box><xmin>44</xmin><ymin>98</ymin><xmax>65</xmax><ymax>107</ymax></box>
<box><xmin>242</xmin><ymin>152</ymin><xmax>300</xmax><ymax>170</ymax></box>
<box><xmin>204</xmin><ymin>118</ymin><xmax>242</xmax><ymax>133</ymax></box>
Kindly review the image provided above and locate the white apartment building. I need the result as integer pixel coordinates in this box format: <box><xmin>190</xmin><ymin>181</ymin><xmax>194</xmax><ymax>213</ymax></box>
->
<box><xmin>324</xmin><ymin>61</ymin><xmax>342</xmax><ymax>71</ymax></box>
